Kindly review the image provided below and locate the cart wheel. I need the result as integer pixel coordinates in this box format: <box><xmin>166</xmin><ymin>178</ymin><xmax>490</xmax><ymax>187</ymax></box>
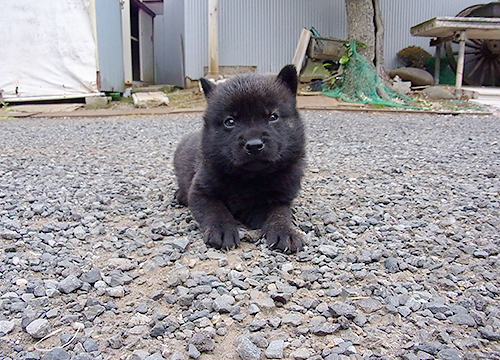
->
<box><xmin>443</xmin><ymin>4</ymin><xmax>500</xmax><ymax>86</ymax></box>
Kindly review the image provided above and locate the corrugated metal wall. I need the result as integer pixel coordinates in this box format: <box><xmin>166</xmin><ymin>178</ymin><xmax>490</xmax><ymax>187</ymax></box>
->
<box><xmin>95</xmin><ymin>0</ymin><xmax>125</xmax><ymax>92</ymax></box>
<box><xmin>381</xmin><ymin>0</ymin><xmax>483</xmax><ymax>69</ymax></box>
<box><xmin>155</xmin><ymin>0</ymin><xmax>185</xmax><ymax>86</ymax></box>
<box><xmin>184</xmin><ymin>0</ymin><xmax>347</xmax><ymax>79</ymax></box>
<box><xmin>161</xmin><ymin>0</ymin><xmax>483</xmax><ymax>82</ymax></box>
<box><xmin>184</xmin><ymin>0</ymin><xmax>207</xmax><ymax>79</ymax></box>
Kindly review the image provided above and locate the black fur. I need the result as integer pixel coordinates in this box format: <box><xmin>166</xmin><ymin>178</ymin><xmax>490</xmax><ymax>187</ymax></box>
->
<box><xmin>174</xmin><ymin>65</ymin><xmax>305</xmax><ymax>253</ymax></box>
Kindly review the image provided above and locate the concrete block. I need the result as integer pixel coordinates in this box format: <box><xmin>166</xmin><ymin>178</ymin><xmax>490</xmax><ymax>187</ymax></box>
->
<box><xmin>85</xmin><ymin>96</ymin><xmax>111</xmax><ymax>107</ymax></box>
<box><xmin>390</xmin><ymin>75</ymin><xmax>412</xmax><ymax>94</ymax></box>
<box><xmin>132</xmin><ymin>92</ymin><xmax>169</xmax><ymax>108</ymax></box>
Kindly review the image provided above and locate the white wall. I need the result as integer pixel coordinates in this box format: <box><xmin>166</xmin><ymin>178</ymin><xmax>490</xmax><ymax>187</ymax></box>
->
<box><xmin>0</xmin><ymin>0</ymin><xmax>99</xmax><ymax>101</ymax></box>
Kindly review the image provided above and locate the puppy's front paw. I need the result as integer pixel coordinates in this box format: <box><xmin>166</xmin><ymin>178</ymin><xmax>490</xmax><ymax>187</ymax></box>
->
<box><xmin>204</xmin><ymin>222</ymin><xmax>240</xmax><ymax>250</ymax></box>
<box><xmin>264</xmin><ymin>226</ymin><xmax>304</xmax><ymax>254</ymax></box>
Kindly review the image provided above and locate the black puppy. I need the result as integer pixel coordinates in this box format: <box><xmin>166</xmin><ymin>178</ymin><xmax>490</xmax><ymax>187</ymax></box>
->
<box><xmin>174</xmin><ymin>65</ymin><xmax>305</xmax><ymax>253</ymax></box>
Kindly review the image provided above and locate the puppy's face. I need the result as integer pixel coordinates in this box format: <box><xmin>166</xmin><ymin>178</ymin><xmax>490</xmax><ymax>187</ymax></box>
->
<box><xmin>200</xmin><ymin>66</ymin><xmax>304</xmax><ymax>174</ymax></box>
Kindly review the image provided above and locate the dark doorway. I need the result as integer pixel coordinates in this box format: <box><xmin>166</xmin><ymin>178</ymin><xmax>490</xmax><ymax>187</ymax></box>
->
<box><xmin>130</xmin><ymin>2</ymin><xmax>140</xmax><ymax>81</ymax></box>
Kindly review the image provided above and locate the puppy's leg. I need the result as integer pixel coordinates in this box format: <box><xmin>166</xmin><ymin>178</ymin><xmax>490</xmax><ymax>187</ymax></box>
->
<box><xmin>188</xmin><ymin>192</ymin><xmax>240</xmax><ymax>250</ymax></box>
<box><xmin>175</xmin><ymin>188</ymin><xmax>189</xmax><ymax>206</ymax></box>
<box><xmin>262</xmin><ymin>206</ymin><xmax>303</xmax><ymax>253</ymax></box>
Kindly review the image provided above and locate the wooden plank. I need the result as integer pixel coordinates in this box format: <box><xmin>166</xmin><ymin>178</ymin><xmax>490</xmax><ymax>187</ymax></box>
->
<box><xmin>139</xmin><ymin>9</ymin><xmax>154</xmax><ymax>83</ymax></box>
<box><xmin>430</xmin><ymin>35</ymin><xmax>454</xmax><ymax>46</ymax></box>
<box><xmin>434</xmin><ymin>44</ymin><xmax>441</xmax><ymax>85</ymax></box>
<box><xmin>292</xmin><ymin>29</ymin><xmax>312</xmax><ymax>74</ymax></box>
<box><xmin>456</xmin><ymin>31</ymin><xmax>466</xmax><ymax>89</ymax></box>
<box><xmin>208</xmin><ymin>0</ymin><xmax>219</xmax><ymax>76</ymax></box>
<box><xmin>411</xmin><ymin>16</ymin><xmax>500</xmax><ymax>39</ymax></box>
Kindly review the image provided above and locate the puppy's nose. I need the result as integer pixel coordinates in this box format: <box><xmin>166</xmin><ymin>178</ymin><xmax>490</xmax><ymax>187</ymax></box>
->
<box><xmin>244</xmin><ymin>138</ymin><xmax>265</xmax><ymax>154</ymax></box>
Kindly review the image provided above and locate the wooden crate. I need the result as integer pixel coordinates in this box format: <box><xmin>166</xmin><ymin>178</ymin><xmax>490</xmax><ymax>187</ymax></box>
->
<box><xmin>307</xmin><ymin>36</ymin><xmax>346</xmax><ymax>61</ymax></box>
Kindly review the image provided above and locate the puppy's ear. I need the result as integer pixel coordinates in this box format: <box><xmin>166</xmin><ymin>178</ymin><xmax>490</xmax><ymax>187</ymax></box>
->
<box><xmin>277</xmin><ymin>65</ymin><xmax>298</xmax><ymax>95</ymax></box>
<box><xmin>200</xmin><ymin>78</ymin><xmax>216</xmax><ymax>99</ymax></box>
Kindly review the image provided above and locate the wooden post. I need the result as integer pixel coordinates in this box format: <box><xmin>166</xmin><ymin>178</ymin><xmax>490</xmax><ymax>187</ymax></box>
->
<box><xmin>121</xmin><ymin>0</ymin><xmax>133</xmax><ymax>85</ymax></box>
<box><xmin>434</xmin><ymin>44</ymin><xmax>441</xmax><ymax>85</ymax></box>
<box><xmin>292</xmin><ymin>29</ymin><xmax>312</xmax><ymax>75</ymax></box>
<box><xmin>456</xmin><ymin>31</ymin><xmax>466</xmax><ymax>89</ymax></box>
<box><xmin>208</xmin><ymin>0</ymin><xmax>219</xmax><ymax>76</ymax></box>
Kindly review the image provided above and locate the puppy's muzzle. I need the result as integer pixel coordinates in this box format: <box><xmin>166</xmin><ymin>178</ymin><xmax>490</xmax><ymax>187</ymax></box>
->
<box><xmin>244</xmin><ymin>138</ymin><xmax>265</xmax><ymax>155</ymax></box>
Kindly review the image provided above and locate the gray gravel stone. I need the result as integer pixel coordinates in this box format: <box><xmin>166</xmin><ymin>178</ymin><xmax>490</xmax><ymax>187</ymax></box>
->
<box><xmin>236</xmin><ymin>337</ymin><xmax>261</xmax><ymax>360</ymax></box>
<box><xmin>107</xmin><ymin>333</ymin><xmax>124</xmax><ymax>349</ymax></box>
<box><xmin>317</xmin><ymin>245</ymin><xmax>338</xmax><ymax>257</ymax></box>
<box><xmin>265</xmin><ymin>339</ymin><xmax>284</xmax><ymax>359</ymax></box>
<box><xmin>311</xmin><ymin>322</ymin><xmax>340</xmax><ymax>336</ymax></box>
<box><xmin>282</xmin><ymin>313</ymin><xmax>303</xmax><ymax>326</ymax></box>
<box><xmin>290</xmin><ymin>347</ymin><xmax>312</xmax><ymax>360</ymax></box>
<box><xmin>247</xmin><ymin>333</ymin><xmax>268</xmax><ymax>348</ymax></box>
<box><xmin>130</xmin><ymin>350</ymin><xmax>150</xmax><ymax>360</ymax></box>
<box><xmin>26</xmin><ymin>318</ymin><xmax>51</xmax><ymax>339</ymax></box>
<box><xmin>150</xmin><ymin>290</ymin><xmax>164</xmax><ymax>300</ymax></box>
<box><xmin>414</xmin><ymin>342</ymin><xmax>440</xmax><ymax>355</ymax></box>
<box><xmin>187</xmin><ymin>344</ymin><xmax>200</xmax><ymax>359</ymax></box>
<box><xmin>41</xmin><ymin>348</ymin><xmax>70</xmax><ymax>360</ymax></box>
<box><xmin>73</xmin><ymin>226</ymin><xmax>88</xmax><ymax>240</ymax></box>
<box><xmin>212</xmin><ymin>294</ymin><xmax>235</xmax><ymax>313</ymax></box>
<box><xmin>329</xmin><ymin>303</ymin><xmax>357</xmax><ymax>319</ymax></box>
<box><xmin>398</xmin><ymin>306</ymin><xmax>412</xmax><ymax>317</ymax></box>
<box><xmin>58</xmin><ymin>274</ymin><xmax>83</xmax><ymax>293</ymax></box>
<box><xmin>84</xmin><ymin>304</ymin><xmax>105</xmax><ymax>321</ymax></box>
<box><xmin>73</xmin><ymin>354</ymin><xmax>94</xmax><ymax>360</ymax></box>
<box><xmin>106</xmin><ymin>286</ymin><xmax>125</xmax><ymax>298</ymax></box>
<box><xmin>83</xmin><ymin>338</ymin><xmax>99</xmax><ymax>352</ymax></box>
<box><xmin>80</xmin><ymin>267</ymin><xmax>102</xmax><ymax>284</ymax></box>
<box><xmin>247</xmin><ymin>319</ymin><xmax>266</xmax><ymax>332</ymax></box>
<box><xmin>384</xmin><ymin>257</ymin><xmax>399</xmax><ymax>273</ymax></box>
<box><xmin>146</xmin><ymin>353</ymin><xmax>166</xmax><ymax>360</ymax></box>
<box><xmin>479</xmin><ymin>326</ymin><xmax>500</xmax><ymax>341</ymax></box>
<box><xmin>1</xmin><ymin>112</ymin><xmax>500</xmax><ymax>359</ymax></box>
<box><xmin>449</xmin><ymin>313</ymin><xmax>477</xmax><ymax>327</ymax></box>
<box><xmin>169</xmin><ymin>237</ymin><xmax>190</xmax><ymax>252</ymax></box>
<box><xmin>436</xmin><ymin>348</ymin><xmax>462</xmax><ymax>360</ymax></box>
<box><xmin>426</xmin><ymin>301</ymin><xmax>449</xmax><ymax>315</ymax></box>
<box><xmin>0</xmin><ymin>229</ymin><xmax>21</xmax><ymax>240</ymax></box>
<box><xmin>247</xmin><ymin>304</ymin><xmax>260</xmax><ymax>315</ymax></box>
<box><xmin>356</xmin><ymin>298</ymin><xmax>383</xmax><ymax>313</ymax></box>
<box><xmin>169</xmin><ymin>351</ymin><xmax>186</xmax><ymax>360</ymax></box>
<box><xmin>189</xmin><ymin>331</ymin><xmax>215</xmax><ymax>352</ymax></box>
<box><xmin>0</xmin><ymin>320</ymin><xmax>15</xmax><ymax>336</ymax></box>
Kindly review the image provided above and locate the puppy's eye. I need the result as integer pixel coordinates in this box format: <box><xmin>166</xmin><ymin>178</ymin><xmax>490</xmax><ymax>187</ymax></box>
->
<box><xmin>269</xmin><ymin>112</ymin><xmax>279</xmax><ymax>122</ymax></box>
<box><xmin>224</xmin><ymin>117</ymin><xmax>236</xmax><ymax>128</ymax></box>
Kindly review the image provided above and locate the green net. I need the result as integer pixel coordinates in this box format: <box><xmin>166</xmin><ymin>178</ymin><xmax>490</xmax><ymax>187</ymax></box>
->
<box><xmin>322</xmin><ymin>40</ymin><xmax>418</xmax><ymax>108</ymax></box>
<box><xmin>424</xmin><ymin>57</ymin><xmax>456</xmax><ymax>86</ymax></box>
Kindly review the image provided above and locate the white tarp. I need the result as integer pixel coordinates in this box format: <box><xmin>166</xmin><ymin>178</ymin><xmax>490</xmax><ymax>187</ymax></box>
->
<box><xmin>0</xmin><ymin>0</ymin><xmax>99</xmax><ymax>101</ymax></box>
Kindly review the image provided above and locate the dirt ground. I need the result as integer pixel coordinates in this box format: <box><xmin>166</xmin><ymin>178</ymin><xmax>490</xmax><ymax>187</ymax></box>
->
<box><xmin>0</xmin><ymin>85</ymin><xmax>494</xmax><ymax>119</ymax></box>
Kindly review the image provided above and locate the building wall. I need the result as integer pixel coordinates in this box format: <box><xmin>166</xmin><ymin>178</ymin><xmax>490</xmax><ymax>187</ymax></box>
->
<box><xmin>154</xmin><ymin>0</ymin><xmax>185</xmax><ymax>86</ymax></box>
<box><xmin>156</xmin><ymin>0</ymin><xmax>483</xmax><ymax>84</ymax></box>
<box><xmin>95</xmin><ymin>0</ymin><xmax>125</xmax><ymax>92</ymax></box>
<box><xmin>184</xmin><ymin>0</ymin><xmax>347</xmax><ymax>79</ymax></box>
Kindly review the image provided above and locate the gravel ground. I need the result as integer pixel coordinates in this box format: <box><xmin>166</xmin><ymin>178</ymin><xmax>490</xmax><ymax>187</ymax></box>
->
<box><xmin>0</xmin><ymin>111</ymin><xmax>499</xmax><ymax>360</ymax></box>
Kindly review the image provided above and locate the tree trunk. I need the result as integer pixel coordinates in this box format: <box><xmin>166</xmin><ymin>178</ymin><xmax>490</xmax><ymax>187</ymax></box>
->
<box><xmin>345</xmin><ymin>0</ymin><xmax>386</xmax><ymax>77</ymax></box>
<box><xmin>373</xmin><ymin>0</ymin><xmax>386</xmax><ymax>77</ymax></box>
<box><xmin>345</xmin><ymin>0</ymin><xmax>375</xmax><ymax>62</ymax></box>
